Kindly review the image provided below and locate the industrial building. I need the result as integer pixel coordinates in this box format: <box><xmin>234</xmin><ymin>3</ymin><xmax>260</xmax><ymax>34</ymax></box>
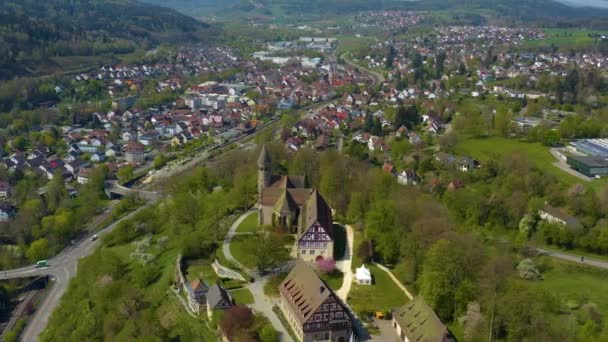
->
<box><xmin>566</xmin><ymin>155</ymin><xmax>608</xmax><ymax>177</ymax></box>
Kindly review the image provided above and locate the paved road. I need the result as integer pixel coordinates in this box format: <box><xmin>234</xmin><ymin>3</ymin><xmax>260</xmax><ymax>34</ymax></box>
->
<box><xmin>534</xmin><ymin>247</ymin><xmax>608</xmax><ymax>270</ymax></box>
<box><xmin>223</xmin><ymin>210</ymin><xmax>293</xmax><ymax>342</ymax></box>
<box><xmin>549</xmin><ymin>148</ymin><xmax>593</xmax><ymax>182</ymax></box>
<box><xmin>0</xmin><ymin>203</ymin><xmax>154</xmax><ymax>341</ymax></box>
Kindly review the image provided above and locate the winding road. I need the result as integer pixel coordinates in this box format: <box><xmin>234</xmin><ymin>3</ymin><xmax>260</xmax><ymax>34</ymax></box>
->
<box><xmin>0</xmin><ymin>203</ymin><xmax>154</xmax><ymax>341</ymax></box>
<box><xmin>223</xmin><ymin>210</ymin><xmax>294</xmax><ymax>342</ymax></box>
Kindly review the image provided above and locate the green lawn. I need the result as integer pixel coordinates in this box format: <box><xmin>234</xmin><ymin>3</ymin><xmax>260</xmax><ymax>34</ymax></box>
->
<box><xmin>319</xmin><ymin>270</ymin><xmax>344</xmax><ymax>291</ymax></box>
<box><xmin>529</xmin><ymin>257</ymin><xmax>608</xmax><ymax>317</ymax></box>
<box><xmin>185</xmin><ymin>261</ymin><xmax>218</xmax><ymax>285</ymax></box>
<box><xmin>348</xmin><ymin>265</ymin><xmax>409</xmax><ymax>314</ymax></box>
<box><xmin>456</xmin><ymin>137</ymin><xmax>608</xmax><ymax>191</ymax></box>
<box><xmin>230</xmin><ymin>235</ymin><xmax>258</xmax><ymax>270</ymax></box>
<box><xmin>524</xmin><ymin>28</ymin><xmax>608</xmax><ymax>49</ymax></box>
<box><xmin>236</xmin><ymin>212</ymin><xmax>261</xmax><ymax>233</ymax></box>
<box><xmin>264</xmin><ymin>273</ymin><xmax>288</xmax><ymax>297</ymax></box>
<box><xmin>230</xmin><ymin>288</ymin><xmax>254</xmax><ymax>305</ymax></box>
<box><xmin>456</xmin><ymin>137</ymin><xmax>577</xmax><ymax>185</ymax></box>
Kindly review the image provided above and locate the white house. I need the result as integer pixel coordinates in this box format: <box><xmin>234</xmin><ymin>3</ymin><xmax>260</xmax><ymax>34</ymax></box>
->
<box><xmin>355</xmin><ymin>264</ymin><xmax>372</xmax><ymax>285</ymax></box>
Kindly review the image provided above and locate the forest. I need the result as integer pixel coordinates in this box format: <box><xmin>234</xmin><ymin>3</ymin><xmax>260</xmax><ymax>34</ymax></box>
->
<box><xmin>0</xmin><ymin>0</ymin><xmax>217</xmax><ymax>79</ymax></box>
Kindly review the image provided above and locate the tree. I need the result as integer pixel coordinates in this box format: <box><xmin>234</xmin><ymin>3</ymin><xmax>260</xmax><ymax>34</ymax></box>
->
<box><xmin>435</xmin><ymin>51</ymin><xmax>447</xmax><ymax>78</ymax></box>
<box><xmin>117</xmin><ymin>165</ymin><xmax>134</xmax><ymax>183</ymax></box>
<box><xmin>153</xmin><ymin>154</ymin><xmax>167</xmax><ymax>169</ymax></box>
<box><xmin>418</xmin><ymin>237</ymin><xmax>480</xmax><ymax>321</ymax></box>
<box><xmin>316</xmin><ymin>257</ymin><xmax>336</xmax><ymax>273</ymax></box>
<box><xmin>248</xmin><ymin>232</ymin><xmax>290</xmax><ymax>273</ymax></box>
<box><xmin>259</xmin><ymin>324</ymin><xmax>278</xmax><ymax>342</ymax></box>
<box><xmin>365</xmin><ymin>200</ymin><xmax>399</xmax><ymax>263</ymax></box>
<box><xmin>394</xmin><ymin>105</ymin><xmax>420</xmax><ymax>130</ymax></box>
<box><xmin>357</xmin><ymin>240</ymin><xmax>374</xmax><ymax>264</ymax></box>
<box><xmin>26</xmin><ymin>238</ymin><xmax>50</xmax><ymax>262</ymax></box>
<box><xmin>46</xmin><ymin>170</ymin><xmax>66</xmax><ymax>213</ymax></box>
<box><xmin>220</xmin><ymin>305</ymin><xmax>254</xmax><ymax>339</ymax></box>
<box><xmin>347</xmin><ymin>192</ymin><xmax>367</xmax><ymax>223</ymax></box>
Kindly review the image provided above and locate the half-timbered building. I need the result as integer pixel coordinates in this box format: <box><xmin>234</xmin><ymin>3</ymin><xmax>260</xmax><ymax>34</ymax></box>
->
<box><xmin>206</xmin><ymin>283</ymin><xmax>233</xmax><ymax>318</ymax></box>
<box><xmin>279</xmin><ymin>260</ymin><xmax>354</xmax><ymax>342</ymax></box>
<box><xmin>258</xmin><ymin>145</ymin><xmax>335</xmax><ymax>261</ymax></box>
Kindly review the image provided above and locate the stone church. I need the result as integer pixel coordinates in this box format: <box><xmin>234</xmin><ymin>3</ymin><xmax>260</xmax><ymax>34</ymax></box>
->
<box><xmin>257</xmin><ymin>145</ymin><xmax>335</xmax><ymax>262</ymax></box>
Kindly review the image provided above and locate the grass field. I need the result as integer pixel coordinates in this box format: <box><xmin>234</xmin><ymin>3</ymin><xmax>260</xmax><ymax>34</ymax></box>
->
<box><xmin>529</xmin><ymin>257</ymin><xmax>608</xmax><ymax>317</ymax></box>
<box><xmin>524</xmin><ymin>28</ymin><xmax>608</xmax><ymax>49</ymax></box>
<box><xmin>230</xmin><ymin>235</ymin><xmax>258</xmax><ymax>270</ymax></box>
<box><xmin>185</xmin><ymin>261</ymin><xmax>218</xmax><ymax>285</ymax></box>
<box><xmin>230</xmin><ymin>288</ymin><xmax>254</xmax><ymax>305</ymax></box>
<box><xmin>319</xmin><ymin>270</ymin><xmax>344</xmax><ymax>291</ymax></box>
<box><xmin>456</xmin><ymin>137</ymin><xmax>608</xmax><ymax>191</ymax></box>
<box><xmin>348</xmin><ymin>264</ymin><xmax>409</xmax><ymax>314</ymax></box>
<box><xmin>236</xmin><ymin>212</ymin><xmax>261</xmax><ymax>233</ymax></box>
<box><xmin>336</xmin><ymin>34</ymin><xmax>376</xmax><ymax>54</ymax></box>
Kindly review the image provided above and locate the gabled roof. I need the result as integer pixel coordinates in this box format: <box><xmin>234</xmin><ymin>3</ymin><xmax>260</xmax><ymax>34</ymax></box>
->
<box><xmin>392</xmin><ymin>297</ymin><xmax>452</xmax><ymax>342</ymax></box>
<box><xmin>206</xmin><ymin>284</ymin><xmax>232</xmax><ymax>309</ymax></box>
<box><xmin>279</xmin><ymin>260</ymin><xmax>341</xmax><ymax>325</ymax></box>
<box><xmin>303</xmin><ymin>190</ymin><xmax>333</xmax><ymax>237</ymax></box>
<box><xmin>274</xmin><ymin>189</ymin><xmax>299</xmax><ymax>215</ymax></box>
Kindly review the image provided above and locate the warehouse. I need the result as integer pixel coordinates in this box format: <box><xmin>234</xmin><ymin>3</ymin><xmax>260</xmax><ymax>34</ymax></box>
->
<box><xmin>566</xmin><ymin>155</ymin><xmax>608</xmax><ymax>177</ymax></box>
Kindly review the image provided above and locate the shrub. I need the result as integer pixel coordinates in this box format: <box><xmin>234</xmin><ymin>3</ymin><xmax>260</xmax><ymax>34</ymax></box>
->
<box><xmin>316</xmin><ymin>257</ymin><xmax>336</xmax><ymax>273</ymax></box>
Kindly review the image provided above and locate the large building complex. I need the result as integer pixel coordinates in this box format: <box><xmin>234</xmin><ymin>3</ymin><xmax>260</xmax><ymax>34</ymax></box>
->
<box><xmin>258</xmin><ymin>146</ymin><xmax>335</xmax><ymax>262</ymax></box>
<box><xmin>279</xmin><ymin>260</ymin><xmax>354</xmax><ymax>342</ymax></box>
<box><xmin>567</xmin><ymin>139</ymin><xmax>608</xmax><ymax>177</ymax></box>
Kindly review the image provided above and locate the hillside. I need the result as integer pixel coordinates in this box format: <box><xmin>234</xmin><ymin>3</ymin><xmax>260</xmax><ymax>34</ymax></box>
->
<box><xmin>0</xmin><ymin>0</ymin><xmax>217</xmax><ymax>79</ymax></box>
<box><xmin>137</xmin><ymin>0</ymin><xmax>608</xmax><ymax>28</ymax></box>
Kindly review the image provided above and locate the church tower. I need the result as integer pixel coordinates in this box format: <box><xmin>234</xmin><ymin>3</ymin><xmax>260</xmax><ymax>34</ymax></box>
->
<box><xmin>258</xmin><ymin>145</ymin><xmax>271</xmax><ymax>200</ymax></box>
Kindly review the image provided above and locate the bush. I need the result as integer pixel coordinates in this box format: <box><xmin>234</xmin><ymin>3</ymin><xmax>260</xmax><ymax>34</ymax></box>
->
<box><xmin>357</xmin><ymin>240</ymin><xmax>374</xmax><ymax>264</ymax></box>
<box><xmin>316</xmin><ymin>257</ymin><xmax>336</xmax><ymax>273</ymax></box>
<box><xmin>516</xmin><ymin>258</ymin><xmax>543</xmax><ymax>280</ymax></box>
<box><xmin>259</xmin><ymin>324</ymin><xmax>278</xmax><ymax>342</ymax></box>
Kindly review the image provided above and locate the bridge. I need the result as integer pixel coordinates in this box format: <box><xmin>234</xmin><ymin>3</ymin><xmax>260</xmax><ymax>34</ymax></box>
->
<box><xmin>104</xmin><ymin>180</ymin><xmax>159</xmax><ymax>201</ymax></box>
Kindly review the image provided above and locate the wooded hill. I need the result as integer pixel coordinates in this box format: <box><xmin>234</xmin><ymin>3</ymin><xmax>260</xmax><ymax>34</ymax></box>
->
<box><xmin>0</xmin><ymin>0</ymin><xmax>217</xmax><ymax>79</ymax></box>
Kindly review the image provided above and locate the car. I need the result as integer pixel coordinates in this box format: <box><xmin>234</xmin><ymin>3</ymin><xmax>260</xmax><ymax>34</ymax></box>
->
<box><xmin>91</xmin><ymin>234</ymin><xmax>99</xmax><ymax>241</ymax></box>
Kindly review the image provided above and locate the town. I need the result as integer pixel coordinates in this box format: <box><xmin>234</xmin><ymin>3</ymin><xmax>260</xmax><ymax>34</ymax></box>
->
<box><xmin>2</xmin><ymin>1</ymin><xmax>608</xmax><ymax>341</ymax></box>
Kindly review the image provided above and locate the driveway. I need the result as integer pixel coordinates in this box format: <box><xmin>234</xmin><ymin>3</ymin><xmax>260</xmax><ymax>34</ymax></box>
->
<box><xmin>335</xmin><ymin>224</ymin><xmax>354</xmax><ymax>301</ymax></box>
<box><xmin>374</xmin><ymin>318</ymin><xmax>400</xmax><ymax>342</ymax></box>
<box><xmin>549</xmin><ymin>148</ymin><xmax>593</xmax><ymax>182</ymax></box>
<box><xmin>223</xmin><ymin>210</ymin><xmax>293</xmax><ymax>342</ymax></box>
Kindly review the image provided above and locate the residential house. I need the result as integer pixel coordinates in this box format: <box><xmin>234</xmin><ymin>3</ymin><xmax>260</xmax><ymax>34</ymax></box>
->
<box><xmin>125</xmin><ymin>141</ymin><xmax>145</xmax><ymax>164</ymax></box>
<box><xmin>188</xmin><ymin>278</ymin><xmax>209</xmax><ymax>315</ymax></box>
<box><xmin>279</xmin><ymin>260</ymin><xmax>354</xmax><ymax>342</ymax></box>
<box><xmin>456</xmin><ymin>157</ymin><xmax>479</xmax><ymax>172</ymax></box>
<box><xmin>447</xmin><ymin>179</ymin><xmax>465</xmax><ymax>191</ymax></box>
<box><xmin>538</xmin><ymin>204</ymin><xmax>582</xmax><ymax>231</ymax></box>
<box><xmin>392</xmin><ymin>296</ymin><xmax>454</xmax><ymax>342</ymax></box>
<box><xmin>0</xmin><ymin>203</ymin><xmax>16</xmax><ymax>222</ymax></box>
<box><xmin>90</xmin><ymin>151</ymin><xmax>106</xmax><ymax>163</ymax></box>
<box><xmin>77</xmin><ymin>167</ymin><xmax>92</xmax><ymax>184</ymax></box>
<box><xmin>206</xmin><ymin>283</ymin><xmax>233</xmax><ymax>318</ymax></box>
<box><xmin>0</xmin><ymin>182</ymin><xmax>10</xmax><ymax>199</ymax></box>
<box><xmin>397</xmin><ymin>169</ymin><xmax>420</xmax><ymax>186</ymax></box>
